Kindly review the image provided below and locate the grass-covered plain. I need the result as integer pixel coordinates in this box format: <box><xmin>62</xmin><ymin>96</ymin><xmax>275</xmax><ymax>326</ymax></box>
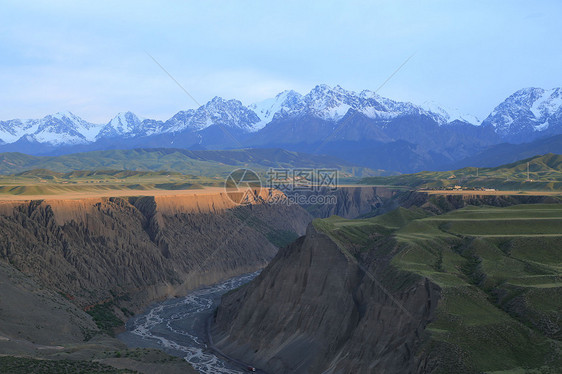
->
<box><xmin>313</xmin><ymin>203</ymin><xmax>562</xmax><ymax>373</ymax></box>
<box><xmin>0</xmin><ymin>147</ymin><xmax>382</xmax><ymax>196</ymax></box>
<box><xmin>0</xmin><ymin>169</ymin><xmax>221</xmax><ymax>196</ymax></box>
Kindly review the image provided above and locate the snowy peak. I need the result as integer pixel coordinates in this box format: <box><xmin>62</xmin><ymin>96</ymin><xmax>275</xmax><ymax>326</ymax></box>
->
<box><xmin>163</xmin><ymin>97</ymin><xmax>261</xmax><ymax>133</ymax></box>
<box><xmin>190</xmin><ymin>96</ymin><xmax>261</xmax><ymax>132</ymax></box>
<box><xmin>52</xmin><ymin>110</ymin><xmax>82</xmax><ymax>122</ymax></box>
<box><xmin>303</xmin><ymin>84</ymin><xmax>360</xmax><ymax>121</ymax></box>
<box><xmin>46</xmin><ymin>111</ymin><xmax>97</xmax><ymax>132</ymax></box>
<box><xmin>29</xmin><ymin>111</ymin><xmax>102</xmax><ymax>145</ymax></box>
<box><xmin>482</xmin><ymin>87</ymin><xmax>562</xmax><ymax>137</ymax></box>
<box><xmin>257</xmin><ymin>84</ymin><xmax>437</xmax><ymax>123</ymax></box>
<box><xmin>250</xmin><ymin>84</ymin><xmax>404</xmax><ymax>124</ymax></box>
<box><xmin>111</xmin><ymin>112</ymin><xmax>142</xmax><ymax>132</ymax></box>
<box><xmin>98</xmin><ymin>111</ymin><xmax>143</xmax><ymax>138</ymax></box>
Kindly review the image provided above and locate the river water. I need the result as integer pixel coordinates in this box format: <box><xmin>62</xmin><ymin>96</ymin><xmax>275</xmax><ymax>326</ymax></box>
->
<box><xmin>118</xmin><ymin>272</ymin><xmax>259</xmax><ymax>374</ymax></box>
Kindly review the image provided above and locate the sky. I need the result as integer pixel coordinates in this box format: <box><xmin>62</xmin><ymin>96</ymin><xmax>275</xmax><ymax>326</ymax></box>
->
<box><xmin>1</xmin><ymin>0</ymin><xmax>561</xmax><ymax>123</ymax></box>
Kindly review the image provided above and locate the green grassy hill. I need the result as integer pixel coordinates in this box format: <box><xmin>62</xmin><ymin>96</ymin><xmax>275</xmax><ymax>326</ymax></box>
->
<box><xmin>0</xmin><ymin>148</ymin><xmax>379</xmax><ymax>178</ymax></box>
<box><xmin>314</xmin><ymin>204</ymin><xmax>562</xmax><ymax>373</ymax></box>
<box><xmin>0</xmin><ymin>148</ymin><xmax>384</xmax><ymax>195</ymax></box>
<box><xmin>360</xmin><ymin>153</ymin><xmax>562</xmax><ymax>191</ymax></box>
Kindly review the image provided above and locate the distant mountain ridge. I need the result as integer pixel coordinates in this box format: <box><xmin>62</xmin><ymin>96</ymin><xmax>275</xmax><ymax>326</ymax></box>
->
<box><xmin>0</xmin><ymin>85</ymin><xmax>454</xmax><ymax>147</ymax></box>
<box><xmin>1</xmin><ymin>85</ymin><xmax>561</xmax><ymax>172</ymax></box>
<box><xmin>0</xmin><ymin>148</ymin><xmax>379</xmax><ymax>177</ymax></box>
<box><xmin>452</xmin><ymin>134</ymin><xmax>562</xmax><ymax>168</ymax></box>
<box><xmin>4</xmin><ymin>84</ymin><xmax>560</xmax><ymax>147</ymax></box>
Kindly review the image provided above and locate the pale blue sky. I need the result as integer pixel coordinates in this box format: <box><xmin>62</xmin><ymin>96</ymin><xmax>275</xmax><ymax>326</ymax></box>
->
<box><xmin>1</xmin><ymin>0</ymin><xmax>561</xmax><ymax>123</ymax></box>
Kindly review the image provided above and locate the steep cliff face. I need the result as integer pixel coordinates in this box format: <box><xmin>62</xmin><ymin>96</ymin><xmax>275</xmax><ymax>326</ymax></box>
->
<box><xmin>296</xmin><ymin>186</ymin><xmax>396</xmax><ymax>218</ymax></box>
<box><xmin>212</xmin><ymin>224</ymin><xmax>440</xmax><ymax>373</ymax></box>
<box><xmin>0</xmin><ymin>260</ymin><xmax>98</xmax><ymax>346</ymax></box>
<box><xmin>0</xmin><ymin>190</ymin><xmax>311</xmax><ymax>311</ymax></box>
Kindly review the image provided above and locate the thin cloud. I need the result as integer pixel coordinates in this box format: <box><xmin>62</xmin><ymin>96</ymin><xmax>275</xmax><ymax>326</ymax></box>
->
<box><xmin>1</xmin><ymin>1</ymin><xmax>561</xmax><ymax>121</ymax></box>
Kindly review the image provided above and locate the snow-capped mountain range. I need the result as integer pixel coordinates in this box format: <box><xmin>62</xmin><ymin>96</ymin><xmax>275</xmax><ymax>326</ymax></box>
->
<box><xmin>250</xmin><ymin>85</ymin><xmax>447</xmax><ymax>127</ymax></box>
<box><xmin>0</xmin><ymin>111</ymin><xmax>102</xmax><ymax>146</ymax></box>
<box><xmin>0</xmin><ymin>85</ymin><xmax>560</xmax><ymax>148</ymax></box>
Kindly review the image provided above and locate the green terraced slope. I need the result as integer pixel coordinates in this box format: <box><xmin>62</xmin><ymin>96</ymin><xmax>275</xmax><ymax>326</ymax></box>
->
<box><xmin>313</xmin><ymin>204</ymin><xmax>562</xmax><ymax>373</ymax></box>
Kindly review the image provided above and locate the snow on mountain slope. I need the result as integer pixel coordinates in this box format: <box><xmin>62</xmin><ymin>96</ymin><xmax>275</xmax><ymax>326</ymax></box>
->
<box><xmin>139</xmin><ymin>119</ymin><xmax>166</xmax><ymax>136</ymax></box>
<box><xmin>481</xmin><ymin>87</ymin><xmax>562</xmax><ymax>138</ymax></box>
<box><xmin>421</xmin><ymin>101</ymin><xmax>481</xmax><ymax>125</ymax></box>
<box><xmin>163</xmin><ymin>109</ymin><xmax>197</xmax><ymax>133</ymax></box>
<box><xmin>31</xmin><ymin>111</ymin><xmax>104</xmax><ymax>145</ymax></box>
<box><xmin>529</xmin><ymin>88</ymin><xmax>562</xmax><ymax>125</ymax></box>
<box><xmin>98</xmin><ymin>112</ymin><xmax>143</xmax><ymax>138</ymax></box>
<box><xmin>97</xmin><ymin>112</ymin><xmax>168</xmax><ymax>139</ymax></box>
<box><xmin>302</xmin><ymin>84</ymin><xmax>358</xmax><ymax>121</ymax></box>
<box><xmin>190</xmin><ymin>96</ymin><xmax>261</xmax><ymax>131</ymax></box>
<box><xmin>0</xmin><ymin>119</ymin><xmax>38</xmax><ymax>144</ymax></box>
<box><xmin>248</xmin><ymin>90</ymin><xmax>304</xmax><ymax>131</ymax></box>
<box><xmin>358</xmin><ymin>89</ymin><xmax>429</xmax><ymax>120</ymax></box>
<box><xmin>163</xmin><ymin>97</ymin><xmax>261</xmax><ymax>133</ymax></box>
<box><xmin>249</xmin><ymin>84</ymin><xmax>444</xmax><ymax>125</ymax></box>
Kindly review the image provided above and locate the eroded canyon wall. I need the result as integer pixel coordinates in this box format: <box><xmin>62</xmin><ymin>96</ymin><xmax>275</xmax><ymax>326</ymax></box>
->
<box><xmin>0</xmin><ymin>191</ymin><xmax>311</xmax><ymax>312</ymax></box>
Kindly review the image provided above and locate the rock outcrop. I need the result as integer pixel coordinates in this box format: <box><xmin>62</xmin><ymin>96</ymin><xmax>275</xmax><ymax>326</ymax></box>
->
<box><xmin>212</xmin><ymin>224</ymin><xmax>440</xmax><ymax>373</ymax></box>
<box><xmin>295</xmin><ymin>186</ymin><xmax>396</xmax><ymax>218</ymax></box>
